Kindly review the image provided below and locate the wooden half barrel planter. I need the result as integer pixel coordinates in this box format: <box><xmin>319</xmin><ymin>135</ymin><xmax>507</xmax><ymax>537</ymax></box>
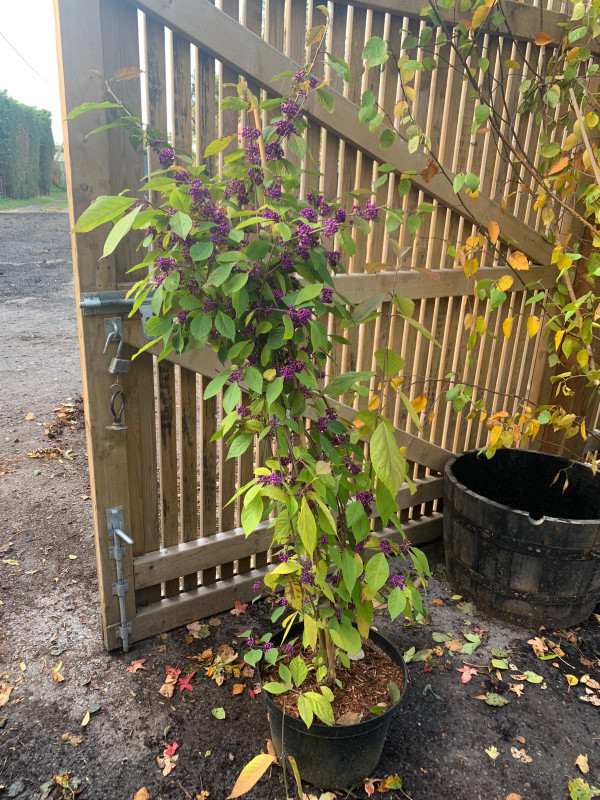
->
<box><xmin>444</xmin><ymin>449</ymin><xmax>600</xmax><ymax>627</ymax></box>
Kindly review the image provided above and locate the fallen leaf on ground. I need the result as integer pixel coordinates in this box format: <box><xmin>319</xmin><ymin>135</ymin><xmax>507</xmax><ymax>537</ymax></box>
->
<box><xmin>164</xmin><ymin>741</ymin><xmax>178</xmax><ymax>757</ymax></box>
<box><xmin>230</xmin><ymin>599</ymin><xmax>248</xmax><ymax>616</ymax></box>
<box><xmin>432</xmin><ymin>598</ymin><xmax>444</xmax><ymax>606</ymax></box>
<box><xmin>227</xmin><ymin>753</ymin><xmax>276</xmax><ymax>798</ymax></box>
<box><xmin>576</xmin><ymin>754</ymin><xmax>590</xmax><ymax>774</ymax></box>
<box><xmin>156</xmin><ymin>753</ymin><xmax>178</xmax><ymax>776</ymax></box>
<box><xmin>25</xmin><ymin>413</ymin><xmax>36</xmax><ymax>421</ymax></box>
<box><xmin>528</xmin><ymin>636</ymin><xmax>547</xmax><ymax>656</ymax></box>
<box><xmin>509</xmin><ymin>684</ymin><xmax>524</xmax><ymax>697</ymax></box>
<box><xmin>241</xmin><ymin>664</ymin><xmax>254</xmax><ymax>678</ymax></box>
<box><xmin>505</xmin><ymin>795</ymin><xmax>522</xmax><ymax>800</ymax></box>
<box><xmin>337</xmin><ymin>710</ymin><xmax>362</xmax><ymax>725</ymax></box>
<box><xmin>208</xmin><ymin>617</ymin><xmax>222</xmax><ymax>626</ymax></box>
<box><xmin>217</xmin><ymin>643</ymin><xmax>237</xmax><ymax>663</ymax></box>
<box><xmin>363</xmin><ymin>777</ymin><xmax>376</xmax><ymax>796</ymax></box>
<box><xmin>445</xmin><ymin>639</ymin><xmax>463</xmax><ymax>652</ymax></box>
<box><xmin>159</xmin><ymin>666</ymin><xmax>181</xmax><ymax>699</ymax></box>
<box><xmin>126</xmin><ymin>659</ymin><xmax>147</xmax><ymax>674</ymax></box>
<box><xmin>133</xmin><ymin>789</ymin><xmax>150</xmax><ymax>800</ymax></box>
<box><xmin>523</xmin><ymin>671</ymin><xmax>543</xmax><ymax>684</ymax></box>
<box><xmin>511</xmin><ymin>746</ymin><xmax>532</xmax><ymax>763</ymax></box>
<box><xmin>61</xmin><ymin>733</ymin><xmax>83</xmax><ymax>747</ymax></box>
<box><xmin>178</xmin><ymin>672</ymin><xmax>196</xmax><ymax>692</ymax></box>
<box><xmin>212</xmin><ymin>707</ymin><xmax>226</xmax><ymax>719</ymax></box>
<box><xmin>566</xmin><ymin>674</ymin><xmax>579</xmax><ymax>687</ymax></box>
<box><xmin>457</xmin><ymin>666</ymin><xmax>478</xmax><ymax>683</ymax></box>
<box><xmin>0</xmin><ymin>685</ymin><xmax>13</xmax><ymax>707</ymax></box>
<box><xmin>196</xmin><ymin>792</ymin><xmax>210</xmax><ymax>800</ymax></box>
<box><xmin>579</xmin><ymin>694</ymin><xmax>600</xmax><ymax>706</ymax></box>
<box><xmin>187</xmin><ymin>622</ymin><xmax>210</xmax><ymax>640</ymax></box>
<box><xmin>51</xmin><ymin>662</ymin><xmax>64</xmax><ymax>683</ymax></box>
<box><xmin>81</xmin><ymin>711</ymin><xmax>90</xmax><ymax>727</ymax></box>
<box><xmin>232</xmin><ymin>683</ymin><xmax>245</xmax><ymax>695</ymax></box>
<box><xmin>485</xmin><ymin>745</ymin><xmax>499</xmax><ymax>760</ymax></box>
<box><xmin>516</xmin><ymin>735</ymin><xmax>525</xmax><ymax>744</ymax></box>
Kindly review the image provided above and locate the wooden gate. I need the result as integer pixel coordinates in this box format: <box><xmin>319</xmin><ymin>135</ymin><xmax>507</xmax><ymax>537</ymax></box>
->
<box><xmin>54</xmin><ymin>0</ymin><xmax>587</xmax><ymax>650</ymax></box>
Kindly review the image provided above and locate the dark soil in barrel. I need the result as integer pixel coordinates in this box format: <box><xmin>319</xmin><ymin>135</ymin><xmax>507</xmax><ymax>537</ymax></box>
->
<box><xmin>452</xmin><ymin>448</ymin><xmax>600</xmax><ymax>521</ymax></box>
<box><xmin>262</xmin><ymin>638</ymin><xmax>405</xmax><ymax>724</ymax></box>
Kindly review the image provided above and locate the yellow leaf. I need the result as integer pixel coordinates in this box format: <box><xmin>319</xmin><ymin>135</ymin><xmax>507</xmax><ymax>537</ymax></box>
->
<box><xmin>485</xmin><ymin>745</ymin><xmax>500</xmax><ymax>760</ymax></box>
<box><xmin>527</xmin><ymin>316</ymin><xmax>540</xmax><ymax>338</ymax></box>
<box><xmin>232</xmin><ymin>684</ymin><xmax>245</xmax><ymax>695</ymax></box>
<box><xmin>463</xmin><ymin>258</ymin><xmax>479</xmax><ymax>277</ymax></box>
<box><xmin>404</xmin><ymin>86</ymin><xmax>415</xmax><ymax>102</ymax></box>
<box><xmin>566</xmin><ymin>674</ymin><xmax>579</xmax><ymax>687</ymax></box>
<box><xmin>557</xmin><ymin>253</ymin><xmax>572</xmax><ymax>271</ymax></box>
<box><xmin>509</xmin><ymin>251</ymin><xmax>529</xmax><ymax>271</ymax></box>
<box><xmin>464</xmin><ymin>313</ymin><xmax>476</xmax><ymax>330</ymax></box>
<box><xmin>555</xmin><ymin>330</ymin><xmax>565</xmax><ymax>350</ymax></box>
<box><xmin>394</xmin><ymin>100</ymin><xmax>408</xmax><ymax>118</ymax></box>
<box><xmin>541</xmin><ymin>207</ymin><xmax>555</xmax><ymax>225</ymax></box>
<box><xmin>534</xmin><ymin>31</ymin><xmax>553</xmax><ymax>46</ymax></box>
<box><xmin>412</xmin><ymin>394</ymin><xmax>428</xmax><ymax>413</ymax></box>
<box><xmin>471</xmin><ymin>3</ymin><xmax>491</xmax><ymax>28</ymax></box>
<box><xmin>25</xmin><ymin>412</ymin><xmax>36</xmax><ymax>421</ymax></box>
<box><xmin>575</xmin><ymin>754</ymin><xmax>589</xmax><ymax>775</ymax></box>
<box><xmin>476</xmin><ymin>316</ymin><xmax>486</xmax><ymax>334</ymax></box>
<box><xmin>502</xmin><ymin>317</ymin><xmax>513</xmax><ymax>339</ymax></box>
<box><xmin>581</xmin><ymin>420</ymin><xmax>587</xmax><ymax>440</ymax></box>
<box><xmin>562</xmin><ymin>132</ymin><xmax>579</xmax><ymax>151</ymax></box>
<box><xmin>490</xmin><ymin>425</ymin><xmax>502</xmax><ymax>447</ymax></box>
<box><xmin>368</xmin><ymin>394</ymin><xmax>380</xmax><ymax>410</ymax></box>
<box><xmin>534</xmin><ymin>192</ymin><xmax>546</xmax><ymax>210</ymax></box>
<box><xmin>577</xmin><ymin>348</ymin><xmax>589</xmax><ymax>368</ymax></box>
<box><xmin>465</xmin><ymin>187</ymin><xmax>480</xmax><ymax>199</ymax></box>
<box><xmin>498</xmin><ymin>275</ymin><xmax>513</xmax><ymax>291</ymax></box>
<box><xmin>81</xmin><ymin>710</ymin><xmax>90</xmax><ymax>727</ymax></box>
<box><xmin>488</xmin><ymin>220</ymin><xmax>500</xmax><ymax>244</ymax></box>
<box><xmin>390</xmin><ymin>376</ymin><xmax>404</xmax><ymax>390</ymax></box>
<box><xmin>227</xmin><ymin>754</ymin><xmax>277</xmax><ymax>798</ymax></box>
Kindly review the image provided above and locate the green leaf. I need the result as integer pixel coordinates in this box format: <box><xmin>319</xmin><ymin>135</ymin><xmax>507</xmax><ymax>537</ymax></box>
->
<box><xmin>245</xmin><ymin>366</ymin><xmax>263</xmax><ymax>394</ymax></box>
<box><xmin>325</xmin><ymin>371</ymin><xmax>374</xmax><ymax>397</ymax></box>
<box><xmin>73</xmin><ymin>195</ymin><xmax>136</xmax><ymax>232</ymax></box>
<box><xmin>380</xmin><ymin>129</ymin><xmax>396</xmax><ymax>149</ymax></box>
<box><xmin>190</xmin><ymin>312</ymin><xmax>212</xmax><ymax>341</ymax></box>
<box><xmin>169</xmin><ymin>211</ymin><xmax>192</xmax><ymax>239</ymax></box>
<box><xmin>297</xmin><ymin>694</ymin><xmax>313</xmax><ymax>728</ymax></box>
<box><xmin>484</xmin><ymin>692</ymin><xmax>510</xmax><ymax>706</ymax></box>
<box><xmin>266</xmin><ymin>376</ymin><xmax>284</xmax><ymax>406</ymax></box>
<box><xmin>362</xmin><ymin>36</ymin><xmax>389</xmax><ymax>68</ymax></box>
<box><xmin>211</xmin><ymin>707</ymin><xmax>226</xmax><ymax>719</ymax></box>
<box><xmin>263</xmin><ymin>682</ymin><xmax>291</xmax><ymax>694</ymax></box>
<box><xmin>289</xmin><ymin>134</ymin><xmax>307</xmax><ymax>160</ymax></box>
<box><xmin>341</xmin><ymin>550</ymin><xmax>359</xmax><ymax>593</ymax></box>
<box><xmin>215</xmin><ymin>311</ymin><xmax>235</xmax><ymax>340</ymax></box>
<box><xmin>304</xmin><ymin>691</ymin><xmax>334</xmax><ymax>725</ymax></box>
<box><xmin>316</xmin><ymin>88</ymin><xmax>335</xmax><ymax>113</ymax></box>
<box><xmin>388</xmin><ymin>587</ymin><xmax>406</xmax><ymax>621</ymax></box>
<box><xmin>162</xmin><ymin>270</ymin><xmax>181</xmax><ymax>292</ymax></box>
<box><xmin>241</xmin><ymin>492</ymin><xmax>263</xmax><ymax>536</ymax></box>
<box><xmin>204</xmin><ymin>134</ymin><xmax>237</xmax><ymax>157</ymax></box>
<box><xmin>205</xmin><ymin>262</ymin><xmax>235</xmax><ymax>287</ymax></box>
<box><xmin>388</xmin><ymin>680</ymin><xmax>401</xmax><ymax>704</ymax></box>
<box><xmin>352</xmin><ymin>293</ymin><xmax>387</xmax><ymax>324</ymax></box>
<box><xmin>524</xmin><ymin>670</ymin><xmax>544</xmax><ymax>684</ymax></box>
<box><xmin>299</xmin><ymin>497</ymin><xmax>317</xmax><ymax>555</ymax></box>
<box><xmin>296</xmin><ymin>283</ymin><xmax>323</xmax><ymax>304</ymax></box>
<box><xmin>326</xmin><ymin>53</ymin><xmax>351</xmax><ymax>82</ymax></box>
<box><xmin>289</xmin><ymin>656</ymin><xmax>308</xmax><ymax>688</ymax></box>
<box><xmin>243</xmin><ymin>650</ymin><xmax>262</xmax><ymax>666</ymax></box>
<box><xmin>365</xmin><ymin>552</ymin><xmax>389</xmax><ymax>594</ymax></box>
<box><xmin>370</xmin><ymin>419</ymin><xmax>406</xmax><ymax>495</ymax></box>
<box><xmin>203</xmin><ymin>370</ymin><xmax>230</xmax><ymax>399</ymax></box>
<box><xmin>227</xmin><ymin>432</ymin><xmax>254</xmax><ymax>458</ymax></box>
<box><xmin>374</xmin><ymin>348</ymin><xmax>405</xmax><ymax>377</ymax></box>
<box><xmin>398</xmin><ymin>390</ymin><xmax>423</xmax><ymax>431</ymax></box>
<box><xmin>190</xmin><ymin>241</ymin><xmax>214</xmax><ymax>261</ymax></box>
<box><xmin>102</xmin><ymin>205</ymin><xmax>141</xmax><ymax>257</ymax></box>
<box><xmin>66</xmin><ymin>100</ymin><xmax>123</xmax><ymax>120</ymax></box>
<box><xmin>329</xmin><ymin>621</ymin><xmax>362</xmax><ymax>655</ymax></box>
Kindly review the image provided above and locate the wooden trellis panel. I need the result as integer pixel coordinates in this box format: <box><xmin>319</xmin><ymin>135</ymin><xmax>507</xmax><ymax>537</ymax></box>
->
<box><xmin>55</xmin><ymin>0</ymin><xmax>582</xmax><ymax>649</ymax></box>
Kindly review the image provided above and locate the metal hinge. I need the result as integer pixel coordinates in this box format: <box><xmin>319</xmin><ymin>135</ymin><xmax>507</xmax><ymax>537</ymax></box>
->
<box><xmin>106</xmin><ymin>506</ymin><xmax>135</xmax><ymax>652</ymax></box>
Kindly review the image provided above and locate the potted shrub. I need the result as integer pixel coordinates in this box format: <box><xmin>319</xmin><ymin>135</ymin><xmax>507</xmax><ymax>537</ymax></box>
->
<box><xmin>71</xmin><ymin>55</ymin><xmax>433</xmax><ymax>791</ymax></box>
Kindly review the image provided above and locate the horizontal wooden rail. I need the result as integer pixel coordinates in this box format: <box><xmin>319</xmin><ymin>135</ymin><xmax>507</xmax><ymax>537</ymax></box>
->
<box><xmin>108</xmin><ymin>511</ymin><xmax>443</xmax><ymax>648</ymax></box>
<box><xmin>133</xmin><ymin>475</ymin><xmax>444</xmax><ymax>589</ymax></box>
<box><xmin>128</xmin><ymin>0</ymin><xmax>553</xmax><ymax>265</ymax></box>
<box><xmin>329</xmin><ymin>0</ymin><xmax>597</xmax><ymax>56</ymax></box>
<box><xmin>119</xmin><ymin>264</ymin><xmax>555</xmax><ymax>303</ymax></box>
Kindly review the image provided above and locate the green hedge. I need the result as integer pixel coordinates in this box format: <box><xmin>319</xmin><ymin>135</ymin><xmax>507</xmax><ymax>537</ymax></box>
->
<box><xmin>0</xmin><ymin>91</ymin><xmax>54</xmax><ymax>199</ymax></box>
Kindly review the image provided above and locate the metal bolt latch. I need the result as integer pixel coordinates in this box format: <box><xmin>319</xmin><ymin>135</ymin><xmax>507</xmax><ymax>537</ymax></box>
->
<box><xmin>106</xmin><ymin>506</ymin><xmax>134</xmax><ymax>652</ymax></box>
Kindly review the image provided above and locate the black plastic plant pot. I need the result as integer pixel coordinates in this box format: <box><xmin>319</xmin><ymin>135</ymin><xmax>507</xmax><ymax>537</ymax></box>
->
<box><xmin>444</xmin><ymin>448</ymin><xmax>600</xmax><ymax>627</ymax></box>
<box><xmin>258</xmin><ymin>621</ymin><xmax>408</xmax><ymax>791</ymax></box>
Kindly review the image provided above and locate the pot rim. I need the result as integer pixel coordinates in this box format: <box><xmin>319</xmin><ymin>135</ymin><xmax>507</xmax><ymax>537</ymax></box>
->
<box><xmin>445</xmin><ymin>449</ymin><xmax>600</xmax><ymax>527</ymax></box>
<box><xmin>258</xmin><ymin>622</ymin><xmax>408</xmax><ymax>734</ymax></box>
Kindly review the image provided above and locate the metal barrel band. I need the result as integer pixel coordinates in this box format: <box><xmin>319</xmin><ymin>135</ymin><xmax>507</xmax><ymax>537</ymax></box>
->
<box><xmin>447</xmin><ymin>551</ymin><xmax>600</xmax><ymax>607</ymax></box>
<box><xmin>451</xmin><ymin>510</ymin><xmax>600</xmax><ymax>561</ymax></box>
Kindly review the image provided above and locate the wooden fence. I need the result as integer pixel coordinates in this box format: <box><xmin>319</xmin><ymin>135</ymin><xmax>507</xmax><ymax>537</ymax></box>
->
<box><xmin>54</xmin><ymin>0</ymin><xmax>594</xmax><ymax>649</ymax></box>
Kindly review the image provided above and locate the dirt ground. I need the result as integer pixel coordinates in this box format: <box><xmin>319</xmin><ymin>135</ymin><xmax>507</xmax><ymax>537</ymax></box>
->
<box><xmin>1</xmin><ymin>211</ymin><xmax>600</xmax><ymax>800</ymax></box>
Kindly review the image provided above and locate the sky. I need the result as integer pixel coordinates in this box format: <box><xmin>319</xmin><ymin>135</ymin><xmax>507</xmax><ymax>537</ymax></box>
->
<box><xmin>1</xmin><ymin>1</ymin><xmax>63</xmax><ymax>143</ymax></box>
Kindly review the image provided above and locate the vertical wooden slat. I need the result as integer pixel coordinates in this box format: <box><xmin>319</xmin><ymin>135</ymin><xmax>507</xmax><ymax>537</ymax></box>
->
<box><xmin>237</xmin><ymin>391</ymin><xmax>254</xmax><ymax>575</ymax></box>
<box><xmin>158</xmin><ymin>362</ymin><xmax>179</xmax><ymax>596</ymax></box>
<box><xmin>219</xmin><ymin>390</ymin><xmax>237</xmax><ymax>580</ymax></box>
<box><xmin>200</xmin><ymin>381</ymin><xmax>218</xmax><ymax>586</ymax></box>
<box><xmin>180</xmin><ymin>369</ymin><xmax>199</xmax><ymax>590</ymax></box>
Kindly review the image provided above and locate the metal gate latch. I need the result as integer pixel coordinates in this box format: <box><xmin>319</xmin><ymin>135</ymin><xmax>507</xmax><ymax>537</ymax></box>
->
<box><xmin>106</xmin><ymin>506</ymin><xmax>134</xmax><ymax>652</ymax></box>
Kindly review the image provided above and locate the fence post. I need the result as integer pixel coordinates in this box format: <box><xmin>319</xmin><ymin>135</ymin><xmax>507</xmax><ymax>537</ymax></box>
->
<box><xmin>54</xmin><ymin>0</ymin><xmax>143</xmax><ymax>647</ymax></box>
